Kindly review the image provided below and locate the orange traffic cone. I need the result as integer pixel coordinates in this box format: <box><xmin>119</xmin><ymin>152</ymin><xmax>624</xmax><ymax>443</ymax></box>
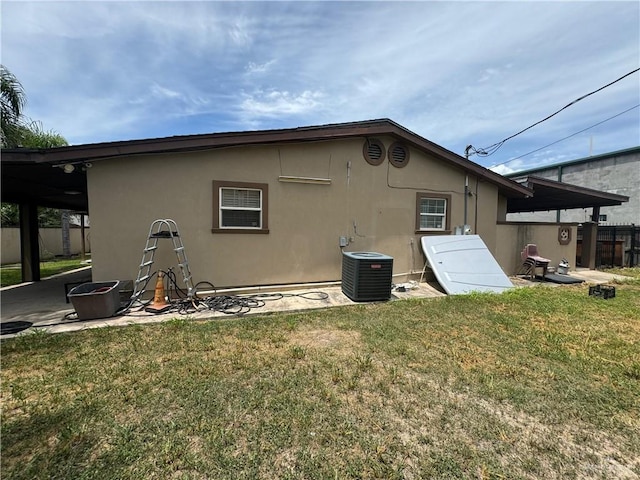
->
<box><xmin>145</xmin><ymin>271</ymin><xmax>171</xmax><ymax>313</ymax></box>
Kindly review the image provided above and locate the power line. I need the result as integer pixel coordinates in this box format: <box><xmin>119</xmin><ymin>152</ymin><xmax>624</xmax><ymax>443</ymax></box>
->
<box><xmin>488</xmin><ymin>103</ymin><xmax>640</xmax><ymax>169</ymax></box>
<box><xmin>467</xmin><ymin>67</ymin><xmax>640</xmax><ymax>158</ymax></box>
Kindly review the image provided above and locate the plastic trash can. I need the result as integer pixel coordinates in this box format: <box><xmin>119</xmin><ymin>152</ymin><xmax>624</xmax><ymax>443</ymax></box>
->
<box><xmin>67</xmin><ymin>281</ymin><xmax>121</xmax><ymax>320</ymax></box>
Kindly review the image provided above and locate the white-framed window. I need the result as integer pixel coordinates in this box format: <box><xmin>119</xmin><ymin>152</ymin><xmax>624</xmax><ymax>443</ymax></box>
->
<box><xmin>220</xmin><ymin>187</ymin><xmax>262</xmax><ymax>228</ymax></box>
<box><xmin>212</xmin><ymin>180</ymin><xmax>269</xmax><ymax>233</ymax></box>
<box><xmin>416</xmin><ymin>193</ymin><xmax>450</xmax><ymax>232</ymax></box>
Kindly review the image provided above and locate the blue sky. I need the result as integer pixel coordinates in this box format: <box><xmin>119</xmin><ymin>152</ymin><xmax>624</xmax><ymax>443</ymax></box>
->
<box><xmin>2</xmin><ymin>1</ymin><xmax>639</xmax><ymax>173</ymax></box>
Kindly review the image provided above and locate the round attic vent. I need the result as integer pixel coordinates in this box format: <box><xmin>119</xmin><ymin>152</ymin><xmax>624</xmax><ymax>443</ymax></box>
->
<box><xmin>388</xmin><ymin>142</ymin><xmax>410</xmax><ymax>168</ymax></box>
<box><xmin>363</xmin><ymin>138</ymin><xmax>386</xmax><ymax>166</ymax></box>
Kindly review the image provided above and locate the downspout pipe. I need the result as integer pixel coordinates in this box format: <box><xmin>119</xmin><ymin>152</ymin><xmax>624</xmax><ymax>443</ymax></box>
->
<box><xmin>464</xmin><ymin>145</ymin><xmax>473</xmax><ymax>232</ymax></box>
<box><xmin>464</xmin><ymin>174</ymin><xmax>469</xmax><ymax>229</ymax></box>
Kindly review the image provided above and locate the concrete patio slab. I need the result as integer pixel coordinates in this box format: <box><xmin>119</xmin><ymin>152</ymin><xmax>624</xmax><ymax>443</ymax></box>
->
<box><xmin>1</xmin><ymin>267</ymin><xmax>92</xmax><ymax>325</ymax></box>
<box><xmin>0</xmin><ymin>267</ymin><xmax>630</xmax><ymax>338</ymax></box>
<box><xmin>567</xmin><ymin>268</ymin><xmax>632</xmax><ymax>283</ymax></box>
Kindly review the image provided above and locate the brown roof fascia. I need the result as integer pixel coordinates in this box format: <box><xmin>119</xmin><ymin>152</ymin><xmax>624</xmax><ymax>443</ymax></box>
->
<box><xmin>1</xmin><ymin>118</ymin><xmax>531</xmax><ymax>197</ymax></box>
<box><xmin>1</xmin><ymin>120</ymin><xmax>397</xmax><ymax>163</ymax></box>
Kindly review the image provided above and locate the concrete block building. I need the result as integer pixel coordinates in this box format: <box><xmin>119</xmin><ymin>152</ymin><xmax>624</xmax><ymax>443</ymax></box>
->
<box><xmin>506</xmin><ymin>147</ymin><xmax>640</xmax><ymax>225</ymax></box>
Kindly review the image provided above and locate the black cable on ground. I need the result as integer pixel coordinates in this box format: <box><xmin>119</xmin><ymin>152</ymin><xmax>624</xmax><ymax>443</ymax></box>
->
<box><xmin>62</xmin><ymin>265</ymin><xmax>331</xmax><ymax>323</ymax></box>
<box><xmin>32</xmin><ymin>288</ymin><xmax>330</xmax><ymax>330</ymax></box>
<box><xmin>115</xmin><ymin>269</ymin><xmax>161</xmax><ymax>315</ymax></box>
<box><xmin>165</xmin><ymin>290</ymin><xmax>330</xmax><ymax>316</ymax></box>
<box><xmin>164</xmin><ymin>268</ymin><xmax>189</xmax><ymax>301</ymax></box>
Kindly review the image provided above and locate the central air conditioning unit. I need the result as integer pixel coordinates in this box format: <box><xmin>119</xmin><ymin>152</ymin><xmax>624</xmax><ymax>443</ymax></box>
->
<box><xmin>341</xmin><ymin>252</ymin><xmax>393</xmax><ymax>302</ymax></box>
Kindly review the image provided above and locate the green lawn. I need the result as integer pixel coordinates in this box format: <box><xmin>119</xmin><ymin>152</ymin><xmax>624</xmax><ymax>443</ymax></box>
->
<box><xmin>1</xmin><ymin>270</ymin><xmax>639</xmax><ymax>479</ymax></box>
<box><xmin>0</xmin><ymin>256</ymin><xmax>89</xmax><ymax>287</ymax></box>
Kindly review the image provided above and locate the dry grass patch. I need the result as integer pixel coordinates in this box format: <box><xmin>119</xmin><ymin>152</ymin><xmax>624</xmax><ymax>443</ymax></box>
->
<box><xmin>290</xmin><ymin>328</ymin><xmax>362</xmax><ymax>351</ymax></box>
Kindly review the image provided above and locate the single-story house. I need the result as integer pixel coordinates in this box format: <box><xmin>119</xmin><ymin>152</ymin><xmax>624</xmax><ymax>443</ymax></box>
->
<box><xmin>1</xmin><ymin>119</ymin><xmax>629</xmax><ymax>289</ymax></box>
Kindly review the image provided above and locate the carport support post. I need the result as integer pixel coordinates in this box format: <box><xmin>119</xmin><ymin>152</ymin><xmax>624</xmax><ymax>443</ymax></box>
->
<box><xmin>80</xmin><ymin>214</ymin><xmax>86</xmax><ymax>260</ymax></box>
<box><xmin>19</xmin><ymin>202</ymin><xmax>40</xmax><ymax>282</ymax></box>
<box><xmin>61</xmin><ymin>209</ymin><xmax>71</xmax><ymax>257</ymax></box>
<box><xmin>581</xmin><ymin>221</ymin><xmax>598</xmax><ymax>270</ymax></box>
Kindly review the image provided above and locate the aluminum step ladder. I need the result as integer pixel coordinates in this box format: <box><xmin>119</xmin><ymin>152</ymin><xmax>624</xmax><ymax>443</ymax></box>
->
<box><xmin>130</xmin><ymin>219</ymin><xmax>195</xmax><ymax>304</ymax></box>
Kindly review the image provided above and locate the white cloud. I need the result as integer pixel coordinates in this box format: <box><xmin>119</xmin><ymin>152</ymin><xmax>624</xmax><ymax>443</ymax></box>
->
<box><xmin>245</xmin><ymin>60</ymin><xmax>277</xmax><ymax>75</ymax></box>
<box><xmin>489</xmin><ymin>164</ymin><xmax>516</xmax><ymax>175</ymax></box>
<box><xmin>240</xmin><ymin>90</ymin><xmax>325</xmax><ymax>118</ymax></box>
<box><xmin>150</xmin><ymin>83</ymin><xmax>183</xmax><ymax>100</ymax></box>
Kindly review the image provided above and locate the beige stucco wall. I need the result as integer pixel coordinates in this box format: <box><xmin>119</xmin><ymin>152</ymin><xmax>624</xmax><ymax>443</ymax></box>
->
<box><xmin>1</xmin><ymin>227</ymin><xmax>91</xmax><ymax>264</ymax></box>
<box><xmin>495</xmin><ymin>222</ymin><xmax>578</xmax><ymax>275</ymax></box>
<box><xmin>471</xmin><ymin>179</ymin><xmax>501</xmax><ymax>251</ymax></box>
<box><xmin>88</xmin><ymin>137</ymin><xmax>506</xmax><ymax>289</ymax></box>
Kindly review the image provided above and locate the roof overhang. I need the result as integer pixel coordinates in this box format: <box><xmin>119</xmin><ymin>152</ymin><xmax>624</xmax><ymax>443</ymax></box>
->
<box><xmin>507</xmin><ymin>175</ymin><xmax>629</xmax><ymax>213</ymax></box>
<box><xmin>1</xmin><ymin>119</ymin><xmax>534</xmax><ymax>212</ymax></box>
<box><xmin>1</xmin><ymin>157</ymin><xmax>88</xmax><ymax>211</ymax></box>
<box><xmin>1</xmin><ymin>119</ymin><xmax>531</xmax><ymax>211</ymax></box>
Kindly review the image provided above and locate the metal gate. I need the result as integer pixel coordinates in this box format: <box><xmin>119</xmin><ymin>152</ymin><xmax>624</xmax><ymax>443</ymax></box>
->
<box><xmin>580</xmin><ymin>224</ymin><xmax>640</xmax><ymax>268</ymax></box>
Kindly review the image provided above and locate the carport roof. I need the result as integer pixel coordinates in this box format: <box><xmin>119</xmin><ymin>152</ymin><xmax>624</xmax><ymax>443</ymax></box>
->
<box><xmin>507</xmin><ymin>175</ymin><xmax>629</xmax><ymax>213</ymax></box>
<box><xmin>1</xmin><ymin>156</ymin><xmax>88</xmax><ymax>211</ymax></box>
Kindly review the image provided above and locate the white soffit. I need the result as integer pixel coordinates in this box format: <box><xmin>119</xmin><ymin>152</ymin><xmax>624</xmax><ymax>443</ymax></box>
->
<box><xmin>420</xmin><ymin>235</ymin><xmax>513</xmax><ymax>295</ymax></box>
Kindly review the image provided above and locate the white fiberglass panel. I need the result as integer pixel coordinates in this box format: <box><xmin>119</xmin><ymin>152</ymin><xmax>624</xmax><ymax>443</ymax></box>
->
<box><xmin>420</xmin><ymin>235</ymin><xmax>513</xmax><ymax>295</ymax></box>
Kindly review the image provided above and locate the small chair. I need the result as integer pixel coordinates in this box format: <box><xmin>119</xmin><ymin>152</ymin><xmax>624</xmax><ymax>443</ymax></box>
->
<box><xmin>520</xmin><ymin>244</ymin><xmax>550</xmax><ymax>280</ymax></box>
